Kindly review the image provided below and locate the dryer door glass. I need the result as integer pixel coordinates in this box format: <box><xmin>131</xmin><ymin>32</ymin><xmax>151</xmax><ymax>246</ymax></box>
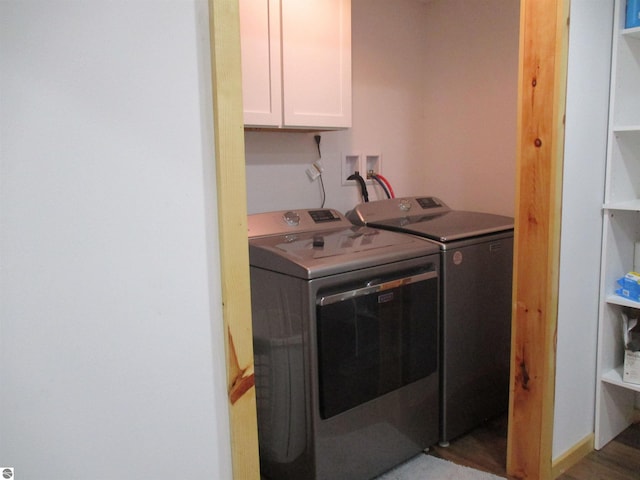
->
<box><xmin>316</xmin><ymin>268</ymin><xmax>438</xmax><ymax>419</ymax></box>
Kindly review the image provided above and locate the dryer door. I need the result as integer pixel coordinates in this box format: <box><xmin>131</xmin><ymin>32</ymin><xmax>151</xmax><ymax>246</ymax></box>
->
<box><xmin>316</xmin><ymin>268</ymin><xmax>438</xmax><ymax>419</ymax></box>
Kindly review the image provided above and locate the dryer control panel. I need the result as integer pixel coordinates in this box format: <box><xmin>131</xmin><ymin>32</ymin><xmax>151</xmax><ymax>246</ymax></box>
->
<box><xmin>416</xmin><ymin>197</ymin><xmax>444</xmax><ymax>209</ymax></box>
<box><xmin>347</xmin><ymin>196</ymin><xmax>451</xmax><ymax>225</ymax></box>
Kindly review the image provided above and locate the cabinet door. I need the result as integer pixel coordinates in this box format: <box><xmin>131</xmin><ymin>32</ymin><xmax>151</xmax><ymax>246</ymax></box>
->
<box><xmin>239</xmin><ymin>0</ymin><xmax>282</xmax><ymax>127</ymax></box>
<box><xmin>281</xmin><ymin>0</ymin><xmax>351</xmax><ymax>129</ymax></box>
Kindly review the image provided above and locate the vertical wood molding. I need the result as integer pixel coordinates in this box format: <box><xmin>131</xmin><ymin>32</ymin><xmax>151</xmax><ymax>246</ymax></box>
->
<box><xmin>208</xmin><ymin>0</ymin><xmax>260</xmax><ymax>478</ymax></box>
<box><xmin>507</xmin><ymin>1</ymin><xmax>570</xmax><ymax>479</ymax></box>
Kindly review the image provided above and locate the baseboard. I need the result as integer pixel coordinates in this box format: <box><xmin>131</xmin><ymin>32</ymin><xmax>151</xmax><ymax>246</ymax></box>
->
<box><xmin>551</xmin><ymin>433</ymin><xmax>594</xmax><ymax>479</ymax></box>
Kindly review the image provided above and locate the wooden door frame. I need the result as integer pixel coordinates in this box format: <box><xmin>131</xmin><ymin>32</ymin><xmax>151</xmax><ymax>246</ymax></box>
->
<box><xmin>208</xmin><ymin>1</ymin><xmax>260</xmax><ymax>478</ymax></box>
<box><xmin>507</xmin><ymin>1</ymin><xmax>569</xmax><ymax>479</ymax></box>
<box><xmin>207</xmin><ymin>0</ymin><xmax>571</xmax><ymax>478</ymax></box>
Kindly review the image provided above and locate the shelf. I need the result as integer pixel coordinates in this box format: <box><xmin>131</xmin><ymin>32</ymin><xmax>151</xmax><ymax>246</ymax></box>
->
<box><xmin>612</xmin><ymin>125</ymin><xmax>640</xmax><ymax>132</ymax></box>
<box><xmin>622</xmin><ymin>26</ymin><xmax>640</xmax><ymax>39</ymax></box>
<box><xmin>603</xmin><ymin>200</ymin><xmax>640</xmax><ymax>211</ymax></box>
<box><xmin>602</xmin><ymin>365</ymin><xmax>640</xmax><ymax>392</ymax></box>
<box><xmin>606</xmin><ymin>293</ymin><xmax>640</xmax><ymax>308</ymax></box>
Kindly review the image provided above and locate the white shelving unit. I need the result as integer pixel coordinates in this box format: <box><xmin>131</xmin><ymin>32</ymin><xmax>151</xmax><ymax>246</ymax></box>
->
<box><xmin>595</xmin><ymin>1</ymin><xmax>640</xmax><ymax>450</ymax></box>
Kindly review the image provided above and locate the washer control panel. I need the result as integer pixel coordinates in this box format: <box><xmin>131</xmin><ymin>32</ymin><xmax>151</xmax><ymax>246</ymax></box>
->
<box><xmin>249</xmin><ymin>209</ymin><xmax>348</xmax><ymax>238</ymax></box>
<box><xmin>308</xmin><ymin>209</ymin><xmax>342</xmax><ymax>223</ymax></box>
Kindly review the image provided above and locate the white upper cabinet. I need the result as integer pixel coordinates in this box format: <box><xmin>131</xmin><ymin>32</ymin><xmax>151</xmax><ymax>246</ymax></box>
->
<box><xmin>239</xmin><ymin>0</ymin><xmax>352</xmax><ymax>130</ymax></box>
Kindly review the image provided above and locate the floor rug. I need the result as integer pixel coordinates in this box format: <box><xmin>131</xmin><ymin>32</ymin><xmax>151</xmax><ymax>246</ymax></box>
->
<box><xmin>375</xmin><ymin>454</ymin><xmax>505</xmax><ymax>480</ymax></box>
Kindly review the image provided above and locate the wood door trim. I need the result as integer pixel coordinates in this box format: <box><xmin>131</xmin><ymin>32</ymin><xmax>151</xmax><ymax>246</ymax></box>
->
<box><xmin>208</xmin><ymin>0</ymin><xmax>260</xmax><ymax>478</ymax></box>
<box><xmin>507</xmin><ymin>1</ymin><xmax>569</xmax><ymax>479</ymax></box>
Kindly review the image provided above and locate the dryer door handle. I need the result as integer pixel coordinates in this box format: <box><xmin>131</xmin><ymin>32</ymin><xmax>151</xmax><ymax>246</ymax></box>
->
<box><xmin>317</xmin><ymin>270</ymin><xmax>437</xmax><ymax>306</ymax></box>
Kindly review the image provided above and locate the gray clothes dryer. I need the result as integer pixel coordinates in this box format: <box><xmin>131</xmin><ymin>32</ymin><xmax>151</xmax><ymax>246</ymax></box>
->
<box><xmin>347</xmin><ymin>197</ymin><xmax>513</xmax><ymax>446</ymax></box>
<box><xmin>248</xmin><ymin>208</ymin><xmax>441</xmax><ymax>480</ymax></box>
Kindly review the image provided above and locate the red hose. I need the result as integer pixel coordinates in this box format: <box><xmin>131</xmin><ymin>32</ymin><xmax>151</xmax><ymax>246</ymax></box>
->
<box><xmin>375</xmin><ymin>174</ymin><xmax>395</xmax><ymax>199</ymax></box>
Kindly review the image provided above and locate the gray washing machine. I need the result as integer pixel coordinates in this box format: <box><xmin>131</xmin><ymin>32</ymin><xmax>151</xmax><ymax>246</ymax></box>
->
<box><xmin>347</xmin><ymin>197</ymin><xmax>513</xmax><ymax>446</ymax></box>
<box><xmin>248</xmin><ymin>208</ymin><xmax>441</xmax><ymax>480</ymax></box>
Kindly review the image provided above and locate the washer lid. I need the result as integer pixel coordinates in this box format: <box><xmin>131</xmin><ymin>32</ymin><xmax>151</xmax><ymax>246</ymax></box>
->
<box><xmin>249</xmin><ymin>225</ymin><xmax>439</xmax><ymax>279</ymax></box>
<box><xmin>371</xmin><ymin>210</ymin><xmax>514</xmax><ymax>242</ymax></box>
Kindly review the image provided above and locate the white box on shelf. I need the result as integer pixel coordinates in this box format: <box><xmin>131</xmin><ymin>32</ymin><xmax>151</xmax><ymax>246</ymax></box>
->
<box><xmin>623</xmin><ymin>350</ymin><xmax>640</xmax><ymax>384</ymax></box>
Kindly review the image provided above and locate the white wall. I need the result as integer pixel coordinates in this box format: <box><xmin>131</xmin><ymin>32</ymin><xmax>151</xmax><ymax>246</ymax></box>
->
<box><xmin>0</xmin><ymin>2</ymin><xmax>232</xmax><ymax>479</ymax></box>
<box><xmin>421</xmin><ymin>0</ymin><xmax>519</xmax><ymax>216</ymax></box>
<box><xmin>553</xmin><ymin>0</ymin><xmax>613</xmax><ymax>460</ymax></box>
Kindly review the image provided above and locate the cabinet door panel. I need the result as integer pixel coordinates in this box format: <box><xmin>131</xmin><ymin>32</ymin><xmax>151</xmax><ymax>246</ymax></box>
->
<box><xmin>281</xmin><ymin>0</ymin><xmax>351</xmax><ymax>128</ymax></box>
<box><xmin>239</xmin><ymin>0</ymin><xmax>282</xmax><ymax>126</ymax></box>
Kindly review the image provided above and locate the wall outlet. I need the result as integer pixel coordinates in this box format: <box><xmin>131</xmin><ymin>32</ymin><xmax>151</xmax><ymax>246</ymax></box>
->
<box><xmin>342</xmin><ymin>154</ymin><xmax>361</xmax><ymax>186</ymax></box>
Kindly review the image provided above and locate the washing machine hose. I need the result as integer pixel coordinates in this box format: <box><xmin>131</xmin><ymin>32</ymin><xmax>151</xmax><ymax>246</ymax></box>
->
<box><xmin>347</xmin><ymin>172</ymin><xmax>369</xmax><ymax>202</ymax></box>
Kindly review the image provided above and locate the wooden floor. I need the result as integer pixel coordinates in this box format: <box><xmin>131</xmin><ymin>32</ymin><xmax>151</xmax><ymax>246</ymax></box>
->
<box><xmin>428</xmin><ymin>415</ymin><xmax>640</xmax><ymax>479</ymax></box>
